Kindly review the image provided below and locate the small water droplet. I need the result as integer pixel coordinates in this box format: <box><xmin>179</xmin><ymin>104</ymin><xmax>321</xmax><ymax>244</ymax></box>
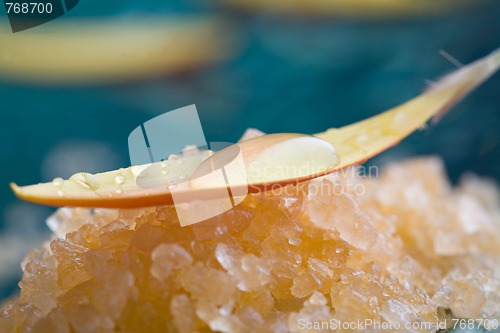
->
<box><xmin>335</xmin><ymin>248</ymin><xmax>343</xmax><ymax>254</ymax></box>
<box><xmin>392</xmin><ymin>111</ymin><xmax>407</xmax><ymax>129</ymax></box>
<box><xmin>168</xmin><ymin>154</ymin><xmax>179</xmax><ymax>160</ymax></box>
<box><xmin>70</xmin><ymin>172</ymin><xmax>99</xmax><ymax>190</ymax></box>
<box><xmin>355</xmin><ymin>134</ymin><xmax>369</xmax><ymax>148</ymax></box>
<box><xmin>340</xmin><ymin>274</ymin><xmax>348</xmax><ymax>284</ymax></box>
<box><xmin>115</xmin><ymin>173</ymin><xmax>125</xmax><ymax>185</ymax></box>
<box><xmin>168</xmin><ymin>184</ymin><xmax>176</xmax><ymax>190</ymax></box>
<box><xmin>115</xmin><ymin>187</ymin><xmax>123</xmax><ymax>195</ymax></box>
<box><xmin>57</xmin><ymin>190</ymin><xmax>65</xmax><ymax>197</ymax></box>
<box><xmin>52</xmin><ymin>177</ymin><xmax>63</xmax><ymax>187</ymax></box>
<box><xmin>161</xmin><ymin>163</ymin><xmax>169</xmax><ymax>175</ymax></box>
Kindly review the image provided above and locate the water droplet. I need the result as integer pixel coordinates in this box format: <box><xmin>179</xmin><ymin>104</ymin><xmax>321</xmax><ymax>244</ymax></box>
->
<box><xmin>392</xmin><ymin>111</ymin><xmax>407</xmax><ymax>130</ymax></box>
<box><xmin>69</xmin><ymin>172</ymin><xmax>99</xmax><ymax>190</ymax></box>
<box><xmin>190</xmin><ymin>134</ymin><xmax>340</xmax><ymax>191</ymax></box>
<box><xmin>52</xmin><ymin>177</ymin><xmax>63</xmax><ymax>187</ymax></box>
<box><xmin>168</xmin><ymin>154</ymin><xmax>179</xmax><ymax>160</ymax></box>
<box><xmin>345</xmin><ymin>134</ymin><xmax>370</xmax><ymax>151</ymax></box>
<box><xmin>168</xmin><ymin>184</ymin><xmax>176</xmax><ymax>190</ymax></box>
<box><xmin>161</xmin><ymin>163</ymin><xmax>169</xmax><ymax>175</ymax></box>
<box><xmin>115</xmin><ymin>187</ymin><xmax>123</xmax><ymax>195</ymax></box>
<box><xmin>238</xmin><ymin>134</ymin><xmax>341</xmax><ymax>183</ymax></box>
<box><xmin>335</xmin><ymin>248</ymin><xmax>343</xmax><ymax>254</ymax></box>
<box><xmin>340</xmin><ymin>274</ymin><xmax>348</xmax><ymax>284</ymax></box>
<box><xmin>115</xmin><ymin>173</ymin><xmax>125</xmax><ymax>185</ymax></box>
<box><xmin>57</xmin><ymin>190</ymin><xmax>65</xmax><ymax>197</ymax></box>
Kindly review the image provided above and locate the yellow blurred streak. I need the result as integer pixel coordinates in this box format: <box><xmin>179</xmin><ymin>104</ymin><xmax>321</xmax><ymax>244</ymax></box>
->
<box><xmin>0</xmin><ymin>17</ymin><xmax>233</xmax><ymax>84</ymax></box>
<box><xmin>219</xmin><ymin>0</ymin><xmax>474</xmax><ymax>17</ymax></box>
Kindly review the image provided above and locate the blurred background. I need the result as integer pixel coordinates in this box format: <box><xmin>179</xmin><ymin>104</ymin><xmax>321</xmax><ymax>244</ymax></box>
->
<box><xmin>0</xmin><ymin>0</ymin><xmax>499</xmax><ymax>313</ymax></box>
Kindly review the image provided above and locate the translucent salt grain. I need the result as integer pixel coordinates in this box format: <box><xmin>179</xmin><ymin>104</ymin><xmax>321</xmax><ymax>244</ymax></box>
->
<box><xmin>2</xmin><ymin>157</ymin><xmax>500</xmax><ymax>333</ymax></box>
<box><xmin>308</xmin><ymin>257</ymin><xmax>333</xmax><ymax>278</ymax></box>
<box><xmin>216</xmin><ymin>243</ymin><xmax>272</xmax><ymax>292</ymax></box>
<box><xmin>150</xmin><ymin>243</ymin><xmax>192</xmax><ymax>281</ymax></box>
<box><xmin>170</xmin><ymin>294</ymin><xmax>198</xmax><ymax>333</ymax></box>
<box><xmin>380</xmin><ymin>299</ymin><xmax>417</xmax><ymax>325</ymax></box>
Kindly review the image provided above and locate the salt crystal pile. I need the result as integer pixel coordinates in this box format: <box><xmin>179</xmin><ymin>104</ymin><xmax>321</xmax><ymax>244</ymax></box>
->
<box><xmin>1</xmin><ymin>157</ymin><xmax>500</xmax><ymax>333</ymax></box>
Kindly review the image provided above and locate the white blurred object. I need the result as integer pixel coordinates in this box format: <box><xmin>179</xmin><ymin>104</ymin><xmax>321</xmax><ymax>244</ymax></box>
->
<box><xmin>41</xmin><ymin>140</ymin><xmax>120</xmax><ymax>181</ymax></box>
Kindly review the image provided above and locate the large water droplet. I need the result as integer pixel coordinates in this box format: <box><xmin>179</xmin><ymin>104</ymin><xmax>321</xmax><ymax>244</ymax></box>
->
<box><xmin>247</xmin><ymin>134</ymin><xmax>339</xmax><ymax>182</ymax></box>
<box><xmin>70</xmin><ymin>172</ymin><xmax>99</xmax><ymax>190</ymax></box>
<box><xmin>190</xmin><ymin>134</ymin><xmax>340</xmax><ymax>189</ymax></box>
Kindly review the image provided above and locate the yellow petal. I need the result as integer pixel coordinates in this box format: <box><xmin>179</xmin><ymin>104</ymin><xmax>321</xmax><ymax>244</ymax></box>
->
<box><xmin>11</xmin><ymin>49</ymin><xmax>500</xmax><ymax>208</ymax></box>
<box><xmin>218</xmin><ymin>0</ymin><xmax>470</xmax><ymax>17</ymax></box>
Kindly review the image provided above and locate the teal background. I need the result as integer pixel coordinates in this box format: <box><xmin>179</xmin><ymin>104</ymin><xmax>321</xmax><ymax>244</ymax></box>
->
<box><xmin>0</xmin><ymin>2</ymin><xmax>499</xmax><ymax>331</ymax></box>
